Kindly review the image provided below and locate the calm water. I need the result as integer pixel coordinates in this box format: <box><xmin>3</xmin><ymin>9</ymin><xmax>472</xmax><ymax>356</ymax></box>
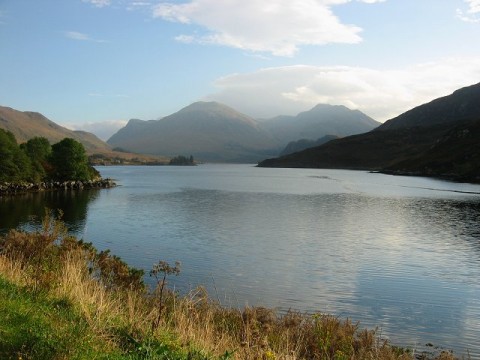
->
<box><xmin>2</xmin><ymin>164</ymin><xmax>480</xmax><ymax>356</ymax></box>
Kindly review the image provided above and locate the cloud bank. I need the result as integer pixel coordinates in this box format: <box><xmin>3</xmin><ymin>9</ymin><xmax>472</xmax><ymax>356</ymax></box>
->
<box><xmin>152</xmin><ymin>0</ymin><xmax>385</xmax><ymax>56</ymax></box>
<box><xmin>205</xmin><ymin>57</ymin><xmax>480</xmax><ymax>121</ymax></box>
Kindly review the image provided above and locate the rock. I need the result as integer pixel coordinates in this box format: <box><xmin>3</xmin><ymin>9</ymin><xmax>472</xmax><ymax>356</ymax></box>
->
<box><xmin>0</xmin><ymin>178</ymin><xmax>116</xmax><ymax>196</ymax></box>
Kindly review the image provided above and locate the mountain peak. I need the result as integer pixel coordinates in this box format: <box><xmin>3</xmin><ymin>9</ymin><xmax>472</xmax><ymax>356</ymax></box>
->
<box><xmin>310</xmin><ymin>103</ymin><xmax>348</xmax><ymax>112</ymax></box>
<box><xmin>178</xmin><ymin>101</ymin><xmax>243</xmax><ymax>115</ymax></box>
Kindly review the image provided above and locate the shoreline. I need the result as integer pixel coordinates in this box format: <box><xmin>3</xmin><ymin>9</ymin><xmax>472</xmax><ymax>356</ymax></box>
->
<box><xmin>0</xmin><ymin>178</ymin><xmax>117</xmax><ymax>196</ymax></box>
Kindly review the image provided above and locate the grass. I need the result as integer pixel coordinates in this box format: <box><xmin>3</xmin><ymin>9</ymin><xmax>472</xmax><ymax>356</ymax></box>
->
<box><xmin>0</xmin><ymin>210</ymin><xmax>463</xmax><ymax>360</ymax></box>
<box><xmin>0</xmin><ymin>277</ymin><xmax>104</xmax><ymax>359</ymax></box>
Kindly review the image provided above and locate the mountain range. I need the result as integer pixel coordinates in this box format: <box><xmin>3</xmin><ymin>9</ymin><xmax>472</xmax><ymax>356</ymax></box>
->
<box><xmin>107</xmin><ymin>102</ymin><xmax>379</xmax><ymax>162</ymax></box>
<box><xmin>258</xmin><ymin>82</ymin><xmax>480</xmax><ymax>183</ymax></box>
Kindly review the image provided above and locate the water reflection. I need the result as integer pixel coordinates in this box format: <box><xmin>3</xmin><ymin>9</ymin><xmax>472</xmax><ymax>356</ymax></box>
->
<box><xmin>0</xmin><ymin>189</ymin><xmax>101</xmax><ymax>235</ymax></box>
<box><xmin>2</xmin><ymin>165</ymin><xmax>480</xmax><ymax>357</ymax></box>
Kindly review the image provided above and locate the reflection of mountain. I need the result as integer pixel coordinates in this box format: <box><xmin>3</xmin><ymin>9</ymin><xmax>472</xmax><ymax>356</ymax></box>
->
<box><xmin>0</xmin><ymin>189</ymin><xmax>101</xmax><ymax>235</ymax></box>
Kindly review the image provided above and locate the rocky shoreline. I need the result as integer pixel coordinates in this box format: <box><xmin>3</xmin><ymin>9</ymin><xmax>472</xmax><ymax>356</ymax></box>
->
<box><xmin>0</xmin><ymin>178</ymin><xmax>117</xmax><ymax>196</ymax></box>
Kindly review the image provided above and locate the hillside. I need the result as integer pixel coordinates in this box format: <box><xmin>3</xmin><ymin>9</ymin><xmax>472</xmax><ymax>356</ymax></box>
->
<box><xmin>258</xmin><ymin>83</ymin><xmax>480</xmax><ymax>183</ymax></box>
<box><xmin>383</xmin><ymin>119</ymin><xmax>480</xmax><ymax>182</ymax></box>
<box><xmin>377</xmin><ymin>82</ymin><xmax>480</xmax><ymax>130</ymax></box>
<box><xmin>108</xmin><ymin>101</ymin><xmax>282</xmax><ymax>163</ymax></box>
<box><xmin>260</xmin><ymin>104</ymin><xmax>380</xmax><ymax>145</ymax></box>
<box><xmin>0</xmin><ymin>106</ymin><xmax>110</xmax><ymax>153</ymax></box>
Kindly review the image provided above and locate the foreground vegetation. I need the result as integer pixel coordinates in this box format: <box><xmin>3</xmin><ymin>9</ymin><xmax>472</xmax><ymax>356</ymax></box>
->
<box><xmin>0</xmin><ymin>212</ymin><xmax>461</xmax><ymax>359</ymax></box>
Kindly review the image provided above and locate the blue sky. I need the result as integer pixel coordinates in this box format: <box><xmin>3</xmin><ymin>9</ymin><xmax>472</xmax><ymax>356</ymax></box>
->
<box><xmin>1</xmin><ymin>0</ymin><xmax>480</xmax><ymax>140</ymax></box>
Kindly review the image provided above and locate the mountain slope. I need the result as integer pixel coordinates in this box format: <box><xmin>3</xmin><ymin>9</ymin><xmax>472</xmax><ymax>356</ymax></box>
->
<box><xmin>258</xmin><ymin>83</ymin><xmax>480</xmax><ymax>183</ymax></box>
<box><xmin>377</xmin><ymin>82</ymin><xmax>480</xmax><ymax>130</ymax></box>
<box><xmin>383</xmin><ymin>119</ymin><xmax>480</xmax><ymax>181</ymax></box>
<box><xmin>0</xmin><ymin>106</ymin><xmax>111</xmax><ymax>153</ymax></box>
<box><xmin>260</xmin><ymin>104</ymin><xmax>380</xmax><ymax>144</ymax></box>
<box><xmin>108</xmin><ymin>102</ymin><xmax>281</xmax><ymax>162</ymax></box>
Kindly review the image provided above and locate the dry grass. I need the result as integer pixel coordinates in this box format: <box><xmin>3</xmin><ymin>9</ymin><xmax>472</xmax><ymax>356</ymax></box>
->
<box><xmin>0</xmin><ymin>212</ymin><xmax>462</xmax><ymax>360</ymax></box>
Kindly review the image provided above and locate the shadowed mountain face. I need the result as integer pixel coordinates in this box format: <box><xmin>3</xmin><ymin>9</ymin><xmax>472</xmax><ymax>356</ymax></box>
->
<box><xmin>0</xmin><ymin>106</ymin><xmax>110</xmax><ymax>153</ymax></box>
<box><xmin>108</xmin><ymin>102</ymin><xmax>378</xmax><ymax>163</ymax></box>
<box><xmin>258</xmin><ymin>82</ymin><xmax>480</xmax><ymax>183</ymax></box>
<box><xmin>280</xmin><ymin>135</ymin><xmax>339</xmax><ymax>156</ymax></box>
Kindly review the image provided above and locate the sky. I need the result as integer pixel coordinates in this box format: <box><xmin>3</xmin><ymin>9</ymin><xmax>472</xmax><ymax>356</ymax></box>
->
<box><xmin>1</xmin><ymin>0</ymin><xmax>480</xmax><ymax>140</ymax></box>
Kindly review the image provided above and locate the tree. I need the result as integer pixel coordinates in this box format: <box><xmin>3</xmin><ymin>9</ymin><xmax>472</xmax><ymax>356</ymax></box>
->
<box><xmin>20</xmin><ymin>137</ymin><xmax>52</xmax><ymax>182</ymax></box>
<box><xmin>169</xmin><ymin>155</ymin><xmax>195</xmax><ymax>166</ymax></box>
<box><xmin>0</xmin><ymin>129</ymin><xmax>32</xmax><ymax>182</ymax></box>
<box><xmin>49</xmin><ymin>138</ymin><xmax>92</xmax><ymax>181</ymax></box>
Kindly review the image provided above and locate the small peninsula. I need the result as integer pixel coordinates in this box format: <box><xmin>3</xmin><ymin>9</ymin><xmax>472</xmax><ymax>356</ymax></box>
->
<box><xmin>0</xmin><ymin>130</ymin><xmax>115</xmax><ymax>196</ymax></box>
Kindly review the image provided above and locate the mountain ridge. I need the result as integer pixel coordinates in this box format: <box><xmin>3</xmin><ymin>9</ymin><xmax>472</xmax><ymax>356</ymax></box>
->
<box><xmin>0</xmin><ymin>106</ymin><xmax>111</xmax><ymax>153</ymax></box>
<box><xmin>259</xmin><ymin>103</ymin><xmax>379</xmax><ymax>145</ymax></box>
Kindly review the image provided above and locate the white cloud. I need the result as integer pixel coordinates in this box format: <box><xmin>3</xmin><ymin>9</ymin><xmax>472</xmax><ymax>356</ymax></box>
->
<box><xmin>82</xmin><ymin>0</ymin><xmax>111</xmax><ymax>8</ymax></box>
<box><xmin>126</xmin><ymin>1</ymin><xmax>152</xmax><ymax>10</ymax></box>
<box><xmin>465</xmin><ymin>0</ymin><xmax>480</xmax><ymax>13</ymax></box>
<box><xmin>65</xmin><ymin>31</ymin><xmax>90</xmax><ymax>41</ymax></box>
<box><xmin>457</xmin><ymin>0</ymin><xmax>480</xmax><ymax>22</ymax></box>
<box><xmin>152</xmin><ymin>0</ymin><xmax>386</xmax><ymax>56</ymax></box>
<box><xmin>64</xmin><ymin>31</ymin><xmax>107</xmax><ymax>43</ymax></box>
<box><xmin>64</xmin><ymin>120</ymin><xmax>128</xmax><ymax>141</ymax></box>
<box><xmin>205</xmin><ymin>57</ymin><xmax>480</xmax><ymax>121</ymax></box>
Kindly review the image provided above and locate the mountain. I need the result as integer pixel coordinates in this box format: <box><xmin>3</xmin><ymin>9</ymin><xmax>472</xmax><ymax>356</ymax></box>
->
<box><xmin>280</xmin><ymin>135</ymin><xmax>339</xmax><ymax>156</ymax></box>
<box><xmin>258</xmin><ymin>83</ymin><xmax>480</xmax><ymax>183</ymax></box>
<box><xmin>0</xmin><ymin>106</ymin><xmax>111</xmax><ymax>153</ymax></box>
<box><xmin>108</xmin><ymin>102</ymin><xmax>378</xmax><ymax>163</ymax></box>
<box><xmin>383</xmin><ymin>118</ymin><xmax>480</xmax><ymax>181</ymax></box>
<box><xmin>377</xmin><ymin>82</ymin><xmax>480</xmax><ymax>130</ymax></box>
<box><xmin>260</xmin><ymin>104</ymin><xmax>380</xmax><ymax>145</ymax></box>
<box><xmin>108</xmin><ymin>102</ymin><xmax>281</xmax><ymax>163</ymax></box>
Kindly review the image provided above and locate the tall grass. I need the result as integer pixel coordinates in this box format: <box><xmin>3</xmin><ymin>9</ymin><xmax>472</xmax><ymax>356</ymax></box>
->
<box><xmin>0</xmin><ymin>210</ymin><xmax>461</xmax><ymax>359</ymax></box>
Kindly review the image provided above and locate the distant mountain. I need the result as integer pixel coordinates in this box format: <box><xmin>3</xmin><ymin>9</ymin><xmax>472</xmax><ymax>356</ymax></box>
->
<box><xmin>260</xmin><ymin>104</ymin><xmax>380</xmax><ymax>145</ymax></box>
<box><xmin>108</xmin><ymin>102</ymin><xmax>281</xmax><ymax>163</ymax></box>
<box><xmin>280</xmin><ymin>135</ymin><xmax>339</xmax><ymax>156</ymax></box>
<box><xmin>0</xmin><ymin>106</ymin><xmax>110</xmax><ymax>153</ymax></box>
<box><xmin>108</xmin><ymin>102</ymin><xmax>378</xmax><ymax>163</ymax></box>
<box><xmin>259</xmin><ymin>83</ymin><xmax>480</xmax><ymax>183</ymax></box>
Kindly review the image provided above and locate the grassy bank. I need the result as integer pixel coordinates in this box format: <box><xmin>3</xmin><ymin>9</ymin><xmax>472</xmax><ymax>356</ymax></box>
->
<box><xmin>0</xmin><ymin>211</ymin><xmax>460</xmax><ymax>359</ymax></box>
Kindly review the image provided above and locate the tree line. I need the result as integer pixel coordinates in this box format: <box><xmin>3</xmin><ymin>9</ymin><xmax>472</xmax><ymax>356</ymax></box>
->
<box><xmin>0</xmin><ymin>129</ymin><xmax>99</xmax><ymax>183</ymax></box>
